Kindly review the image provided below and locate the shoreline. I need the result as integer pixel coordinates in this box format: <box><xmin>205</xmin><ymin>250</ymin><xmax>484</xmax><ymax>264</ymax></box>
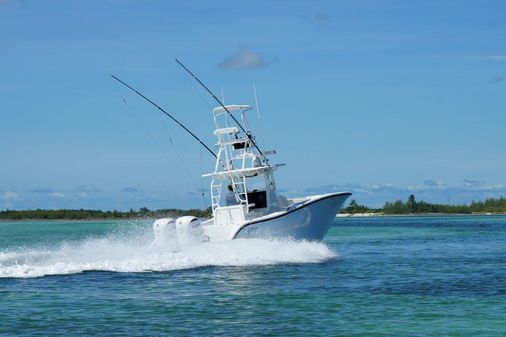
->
<box><xmin>337</xmin><ymin>212</ymin><xmax>506</xmax><ymax>218</ymax></box>
<box><xmin>2</xmin><ymin>213</ymin><xmax>506</xmax><ymax>222</ymax></box>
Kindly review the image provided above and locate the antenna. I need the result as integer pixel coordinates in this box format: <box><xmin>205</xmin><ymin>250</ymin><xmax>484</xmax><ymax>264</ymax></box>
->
<box><xmin>221</xmin><ymin>87</ymin><xmax>229</xmax><ymax>127</ymax></box>
<box><xmin>221</xmin><ymin>87</ymin><xmax>226</xmax><ymax>105</ymax></box>
<box><xmin>252</xmin><ymin>82</ymin><xmax>265</xmax><ymax>149</ymax></box>
<box><xmin>175</xmin><ymin>59</ymin><xmax>266</xmax><ymax>162</ymax></box>
<box><xmin>253</xmin><ymin>82</ymin><xmax>260</xmax><ymax>119</ymax></box>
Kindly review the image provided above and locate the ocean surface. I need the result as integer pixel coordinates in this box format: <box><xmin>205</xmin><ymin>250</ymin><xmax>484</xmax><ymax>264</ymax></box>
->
<box><xmin>1</xmin><ymin>215</ymin><xmax>505</xmax><ymax>336</ymax></box>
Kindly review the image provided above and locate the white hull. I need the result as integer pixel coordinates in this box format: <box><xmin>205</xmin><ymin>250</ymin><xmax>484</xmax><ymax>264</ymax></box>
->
<box><xmin>117</xmin><ymin>78</ymin><xmax>354</xmax><ymax>246</ymax></box>
<box><xmin>201</xmin><ymin>192</ymin><xmax>351</xmax><ymax>241</ymax></box>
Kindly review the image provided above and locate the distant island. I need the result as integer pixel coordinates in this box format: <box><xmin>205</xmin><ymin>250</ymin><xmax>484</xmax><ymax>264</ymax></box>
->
<box><xmin>2</xmin><ymin>195</ymin><xmax>506</xmax><ymax>220</ymax></box>
<box><xmin>342</xmin><ymin>195</ymin><xmax>506</xmax><ymax>215</ymax></box>
<box><xmin>0</xmin><ymin>207</ymin><xmax>212</xmax><ymax>220</ymax></box>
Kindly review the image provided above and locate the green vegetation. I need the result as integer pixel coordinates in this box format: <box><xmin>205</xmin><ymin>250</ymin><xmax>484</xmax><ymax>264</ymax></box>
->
<box><xmin>3</xmin><ymin>195</ymin><xmax>506</xmax><ymax>219</ymax></box>
<box><xmin>342</xmin><ymin>199</ymin><xmax>381</xmax><ymax>214</ymax></box>
<box><xmin>341</xmin><ymin>195</ymin><xmax>506</xmax><ymax>215</ymax></box>
<box><xmin>0</xmin><ymin>207</ymin><xmax>212</xmax><ymax>220</ymax></box>
<box><xmin>383</xmin><ymin>194</ymin><xmax>506</xmax><ymax>214</ymax></box>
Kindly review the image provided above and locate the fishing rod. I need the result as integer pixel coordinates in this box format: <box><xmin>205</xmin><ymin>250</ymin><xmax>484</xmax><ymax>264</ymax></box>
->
<box><xmin>175</xmin><ymin>59</ymin><xmax>266</xmax><ymax>161</ymax></box>
<box><xmin>111</xmin><ymin>74</ymin><xmax>217</xmax><ymax>159</ymax></box>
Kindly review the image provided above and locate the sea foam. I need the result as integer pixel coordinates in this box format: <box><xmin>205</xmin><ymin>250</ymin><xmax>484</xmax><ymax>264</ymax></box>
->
<box><xmin>0</xmin><ymin>230</ymin><xmax>336</xmax><ymax>278</ymax></box>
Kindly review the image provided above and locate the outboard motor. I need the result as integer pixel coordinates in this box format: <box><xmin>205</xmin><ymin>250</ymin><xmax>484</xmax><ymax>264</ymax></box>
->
<box><xmin>175</xmin><ymin>216</ymin><xmax>209</xmax><ymax>246</ymax></box>
<box><xmin>151</xmin><ymin>218</ymin><xmax>176</xmax><ymax>248</ymax></box>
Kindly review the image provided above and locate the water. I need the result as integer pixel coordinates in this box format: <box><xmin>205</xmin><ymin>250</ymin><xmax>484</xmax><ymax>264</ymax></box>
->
<box><xmin>1</xmin><ymin>216</ymin><xmax>505</xmax><ymax>336</ymax></box>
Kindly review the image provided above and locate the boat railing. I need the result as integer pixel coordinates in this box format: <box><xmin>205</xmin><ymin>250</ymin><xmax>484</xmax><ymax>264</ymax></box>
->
<box><xmin>208</xmin><ymin>104</ymin><xmax>278</xmax><ymax>218</ymax></box>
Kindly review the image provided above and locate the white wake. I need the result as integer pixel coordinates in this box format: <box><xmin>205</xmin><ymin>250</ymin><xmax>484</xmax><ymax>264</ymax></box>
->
<box><xmin>0</xmin><ymin>232</ymin><xmax>336</xmax><ymax>278</ymax></box>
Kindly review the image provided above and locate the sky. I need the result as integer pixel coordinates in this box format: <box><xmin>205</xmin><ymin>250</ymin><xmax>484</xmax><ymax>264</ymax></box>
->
<box><xmin>1</xmin><ymin>0</ymin><xmax>505</xmax><ymax>210</ymax></box>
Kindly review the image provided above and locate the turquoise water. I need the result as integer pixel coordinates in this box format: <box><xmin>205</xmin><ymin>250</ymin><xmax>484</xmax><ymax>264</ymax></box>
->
<box><xmin>1</xmin><ymin>216</ymin><xmax>505</xmax><ymax>336</ymax></box>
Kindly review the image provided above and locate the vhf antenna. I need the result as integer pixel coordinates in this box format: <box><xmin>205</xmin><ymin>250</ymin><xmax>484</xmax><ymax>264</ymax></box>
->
<box><xmin>175</xmin><ymin>59</ymin><xmax>267</xmax><ymax>163</ymax></box>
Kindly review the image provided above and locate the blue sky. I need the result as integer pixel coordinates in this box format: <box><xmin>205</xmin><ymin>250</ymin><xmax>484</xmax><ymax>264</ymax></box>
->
<box><xmin>1</xmin><ymin>0</ymin><xmax>505</xmax><ymax>210</ymax></box>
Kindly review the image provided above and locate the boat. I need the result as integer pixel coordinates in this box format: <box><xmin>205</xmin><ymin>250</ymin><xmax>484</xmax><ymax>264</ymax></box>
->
<box><xmin>152</xmin><ymin>104</ymin><xmax>351</xmax><ymax>245</ymax></box>
<box><xmin>111</xmin><ymin>63</ymin><xmax>351</xmax><ymax>246</ymax></box>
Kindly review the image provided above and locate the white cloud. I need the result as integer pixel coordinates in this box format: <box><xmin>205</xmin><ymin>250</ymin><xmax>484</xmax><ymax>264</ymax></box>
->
<box><xmin>28</xmin><ymin>187</ymin><xmax>56</xmax><ymax>194</ymax></box>
<box><xmin>49</xmin><ymin>192</ymin><xmax>68</xmax><ymax>199</ymax></box>
<box><xmin>122</xmin><ymin>187</ymin><xmax>141</xmax><ymax>193</ymax></box>
<box><xmin>218</xmin><ymin>47</ymin><xmax>270</xmax><ymax>70</ymax></box>
<box><xmin>408</xmin><ymin>178</ymin><xmax>446</xmax><ymax>191</ymax></box>
<box><xmin>463</xmin><ymin>179</ymin><xmax>485</xmax><ymax>187</ymax></box>
<box><xmin>5</xmin><ymin>180</ymin><xmax>506</xmax><ymax>211</ymax></box>
<box><xmin>47</xmin><ymin>191</ymin><xmax>93</xmax><ymax>200</ymax></box>
<box><xmin>1</xmin><ymin>190</ymin><xmax>19</xmax><ymax>201</ymax></box>
<box><xmin>301</xmin><ymin>179</ymin><xmax>506</xmax><ymax>207</ymax></box>
<box><xmin>25</xmin><ymin>186</ymin><xmax>99</xmax><ymax>201</ymax></box>
<box><xmin>462</xmin><ymin>179</ymin><xmax>506</xmax><ymax>191</ymax></box>
<box><xmin>71</xmin><ymin>185</ymin><xmax>102</xmax><ymax>193</ymax></box>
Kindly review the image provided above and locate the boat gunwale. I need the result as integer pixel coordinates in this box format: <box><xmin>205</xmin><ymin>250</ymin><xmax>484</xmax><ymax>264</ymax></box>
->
<box><xmin>231</xmin><ymin>191</ymin><xmax>352</xmax><ymax>239</ymax></box>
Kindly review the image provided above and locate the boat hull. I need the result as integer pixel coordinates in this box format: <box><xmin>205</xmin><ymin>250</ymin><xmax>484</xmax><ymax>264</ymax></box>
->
<box><xmin>233</xmin><ymin>192</ymin><xmax>351</xmax><ymax>241</ymax></box>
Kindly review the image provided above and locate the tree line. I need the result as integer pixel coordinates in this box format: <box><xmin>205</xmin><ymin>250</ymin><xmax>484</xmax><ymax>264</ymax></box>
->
<box><xmin>343</xmin><ymin>195</ymin><xmax>506</xmax><ymax>214</ymax></box>
<box><xmin>3</xmin><ymin>195</ymin><xmax>506</xmax><ymax>219</ymax></box>
<box><xmin>0</xmin><ymin>207</ymin><xmax>212</xmax><ymax>220</ymax></box>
